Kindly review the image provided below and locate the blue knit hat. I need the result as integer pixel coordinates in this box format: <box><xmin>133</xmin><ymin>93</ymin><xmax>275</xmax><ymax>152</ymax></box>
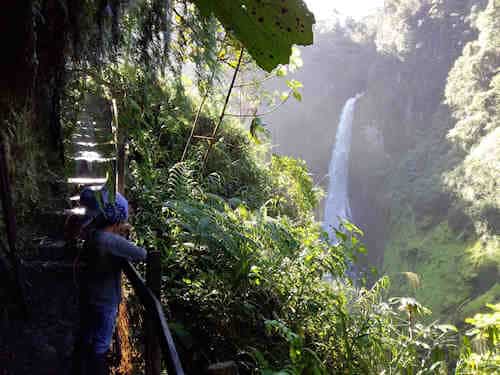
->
<box><xmin>79</xmin><ymin>187</ymin><xmax>129</xmax><ymax>224</ymax></box>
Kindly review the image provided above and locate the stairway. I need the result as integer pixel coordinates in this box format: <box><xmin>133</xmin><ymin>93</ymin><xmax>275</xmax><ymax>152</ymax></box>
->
<box><xmin>0</xmin><ymin>95</ymin><xmax>116</xmax><ymax>374</ymax></box>
<box><xmin>66</xmin><ymin>94</ymin><xmax>116</xmax><ymax>209</ymax></box>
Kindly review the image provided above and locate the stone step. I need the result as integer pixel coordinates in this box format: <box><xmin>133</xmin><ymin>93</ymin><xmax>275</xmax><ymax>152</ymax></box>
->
<box><xmin>36</xmin><ymin>211</ymin><xmax>68</xmax><ymax>240</ymax></box>
<box><xmin>65</xmin><ymin>159</ymin><xmax>114</xmax><ymax>180</ymax></box>
<box><xmin>66</xmin><ymin>142</ymin><xmax>116</xmax><ymax>157</ymax></box>
<box><xmin>38</xmin><ymin>239</ymin><xmax>68</xmax><ymax>261</ymax></box>
<box><xmin>0</xmin><ymin>258</ymin><xmax>81</xmax><ymax>375</ymax></box>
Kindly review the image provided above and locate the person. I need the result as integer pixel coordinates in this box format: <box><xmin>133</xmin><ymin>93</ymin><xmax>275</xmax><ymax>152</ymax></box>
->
<box><xmin>72</xmin><ymin>187</ymin><xmax>146</xmax><ymax>375</ymax></box>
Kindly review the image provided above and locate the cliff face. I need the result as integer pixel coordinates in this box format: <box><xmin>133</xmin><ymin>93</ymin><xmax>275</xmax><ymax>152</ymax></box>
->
<box><xmin>269</xmin><ymin>0</ymin><xmax>499</xmax><ymax>320</ymax></box>
<box><xmin>350</xmin><ymin>0</ymin><xmax>498</xmax><ymax>320</ymax></box>
<box><xmin>0</xmin><ymin>1</ymin><xmax>70</xmax><ymax>251</ymax></box>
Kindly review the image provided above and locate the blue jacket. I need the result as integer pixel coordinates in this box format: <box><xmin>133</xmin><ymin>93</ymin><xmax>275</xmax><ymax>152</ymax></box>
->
<box><xmin>82</xmin><ymin>230</ymin><xmax>147</xmax><ymax>306</ymax></box>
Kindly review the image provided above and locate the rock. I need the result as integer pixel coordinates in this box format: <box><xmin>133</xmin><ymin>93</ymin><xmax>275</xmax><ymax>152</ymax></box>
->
<box><xmin>37</xmin><ymin>342</ymin><xmax>58</xmax><ymax>363</ymax></box>
<box><xmin>207</xmin><ymin>361</ymin><xmax>239</xmax><ymax>375</ymax></box>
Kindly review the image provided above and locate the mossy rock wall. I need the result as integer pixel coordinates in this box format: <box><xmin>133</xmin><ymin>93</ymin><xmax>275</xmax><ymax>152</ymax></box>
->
<box><xmin>0</xmin><ymin>1</ymin><xmax>69</xmax><ymax>252</ymax></box>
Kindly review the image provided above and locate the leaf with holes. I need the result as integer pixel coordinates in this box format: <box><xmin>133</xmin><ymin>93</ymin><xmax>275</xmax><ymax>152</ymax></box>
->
<box><xmin>192</xmin><ymin>0</ymin><xmax>315</xmax><ymax>71</ymax></box>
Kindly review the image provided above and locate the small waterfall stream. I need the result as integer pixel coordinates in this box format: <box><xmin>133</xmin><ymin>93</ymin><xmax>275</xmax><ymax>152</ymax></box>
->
<box><xmin>323</xmin><ymin>93</ymin><xmax>362</xmax><ymax>242</ymax></box>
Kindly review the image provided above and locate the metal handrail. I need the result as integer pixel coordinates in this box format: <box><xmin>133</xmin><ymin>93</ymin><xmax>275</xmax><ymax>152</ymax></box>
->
<box><xmin>122</xmin><ymin>260</ymin><xmax>185</xmax><ymax>375</ymax></box>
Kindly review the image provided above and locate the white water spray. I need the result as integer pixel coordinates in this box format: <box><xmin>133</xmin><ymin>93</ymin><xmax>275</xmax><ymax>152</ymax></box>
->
<box><xmin>323</xmin><ymin>93</ymin><xmax>363</xmax><ymax>242</ymax></box>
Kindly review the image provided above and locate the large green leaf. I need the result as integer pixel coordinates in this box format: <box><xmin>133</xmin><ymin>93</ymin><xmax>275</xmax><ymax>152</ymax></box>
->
<box><xmin>192</xmin><ymin>0</ymin><xmax>315</xmax><ymax>72</ymax></box>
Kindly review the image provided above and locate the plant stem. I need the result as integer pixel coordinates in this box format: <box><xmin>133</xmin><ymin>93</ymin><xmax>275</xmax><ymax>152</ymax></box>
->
<box><xmin>202</xmin><ymin>49</ymin><xmax>244</xmax><ymax>169</ymax></box>
<box><xmin>181</xmin><ymin>67</ymin><xmax>217</xmax><ymax>162</ymax></box>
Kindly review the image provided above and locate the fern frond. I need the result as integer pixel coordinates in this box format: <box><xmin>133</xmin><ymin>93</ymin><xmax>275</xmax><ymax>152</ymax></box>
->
<box><xmin>167</xmin><ymin>162</ymin><xmax>198</xmax><ymax>200</ymax></box>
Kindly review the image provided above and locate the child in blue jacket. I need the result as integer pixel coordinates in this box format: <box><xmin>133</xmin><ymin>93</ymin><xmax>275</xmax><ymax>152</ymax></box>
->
<box><xmin>72</xmin><ymin>187</ymin><xmax>146</xmax><ymax>375</ymax></box>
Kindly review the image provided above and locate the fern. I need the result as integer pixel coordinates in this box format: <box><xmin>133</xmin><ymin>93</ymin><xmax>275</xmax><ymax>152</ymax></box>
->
<box><xmin>166</xmin><ymin>162</ymin><xmax>199</xmax><ymax>200</ymax></box>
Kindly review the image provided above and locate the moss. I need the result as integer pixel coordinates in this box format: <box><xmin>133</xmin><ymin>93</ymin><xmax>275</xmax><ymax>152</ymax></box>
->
<box><xmin>383</xmin><ymin>206</ymin><xmax>499</xmax><ymax>321</ymax></box>
<box><xmin>465</xmin><ymin>234</ymin><xmax>500</xmax><ymax>269</ymax></box>
<box><xmin>459</xmin><ymin>283</ymin><xmax>500</xmax><ymax>321</ymax></box>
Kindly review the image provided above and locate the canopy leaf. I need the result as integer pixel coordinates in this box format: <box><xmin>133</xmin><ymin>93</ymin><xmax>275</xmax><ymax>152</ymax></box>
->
<box><xmin>192</xmin><ymin>0</ymin><xmax>315</xmax><ymax>71</ymax></box>
<box><xmin>250</xmin><ymin>117</ymin><xmax>270</xmax><ymax>144</ymax></box>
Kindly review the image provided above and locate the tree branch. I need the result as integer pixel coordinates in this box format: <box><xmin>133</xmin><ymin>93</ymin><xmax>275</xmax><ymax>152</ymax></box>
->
<box><xmin>225</xmin><ymin>89</ymin><xmax>292</xmax><ymax>118</ymax></box>
<box><xmin>180</xmin><ymin>66</ymin><xmax>218</xmax><ymax>161</ymax></box>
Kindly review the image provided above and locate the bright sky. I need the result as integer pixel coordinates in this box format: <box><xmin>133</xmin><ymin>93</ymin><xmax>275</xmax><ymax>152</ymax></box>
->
<box><xmin>304</xmin><ymin>0</ymin><xmax>384</xmax><ymax>20</ymax></box>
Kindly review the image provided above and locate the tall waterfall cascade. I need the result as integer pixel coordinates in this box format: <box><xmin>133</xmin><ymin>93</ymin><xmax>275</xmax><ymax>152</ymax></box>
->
<box><xmin>323</xmin><ymin>93</ymin><xmax>363</xmax><ymax>242</ymax></box>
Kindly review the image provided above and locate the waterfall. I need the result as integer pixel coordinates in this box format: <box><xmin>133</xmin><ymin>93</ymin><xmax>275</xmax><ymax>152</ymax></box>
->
<box><xmin>323</xmin><ymin>93</ymin><xmax>362</xmax><ymax>242</ymax></box>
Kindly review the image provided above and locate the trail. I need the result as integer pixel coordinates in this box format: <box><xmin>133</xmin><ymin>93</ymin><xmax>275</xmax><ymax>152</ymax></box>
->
<box><xmin>66</xmin><ymin>95</ymin><xmax>116</xmax><ymax>207</ymax></box>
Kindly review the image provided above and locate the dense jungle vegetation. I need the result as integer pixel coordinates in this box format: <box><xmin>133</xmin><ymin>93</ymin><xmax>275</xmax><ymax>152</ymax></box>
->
<box><xmin>268</xmin><ymin>0</ymin><xmax>499</xmax><ymax>366</ymax></box>
<box><xmin>0</xmin><ymin>0</ymin><xmax>498</xmax><ymax>374</ymax></box>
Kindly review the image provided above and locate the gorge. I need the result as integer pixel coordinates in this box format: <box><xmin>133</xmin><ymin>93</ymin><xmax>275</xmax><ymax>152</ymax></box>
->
<box><xmin>0</xmin><ymin>0</ymin><xmax>497</xmax><ymax>372</ymax></box>
<box><xmin>268</xmin><ymin>0</ymin><xmax>499</xmax><ymax>321</ymax></box>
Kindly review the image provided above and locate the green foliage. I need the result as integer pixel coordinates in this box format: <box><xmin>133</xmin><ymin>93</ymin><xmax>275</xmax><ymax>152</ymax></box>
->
<box><xmin>55</xmin><ymin>3</ymin><xmax>499</xmax><ymax>372</ymax></box>
<box><xmin>375</xmin><ymin>0</ymin><xmax>425</xmax><ymax>58</ymax></box>
<box><xmin>1</xmin><ymin>108</ymin><xmax>57</xmax><ymax>252</ymax></box>
<box><xmin>445</xmin><ymin>0</ymin><xmax>499</xmax><ymax>150</ymax></box>
<box><xmin>117</xmin><ymin>79</ymin><xmax>465</xmax><ymax>372</ymax></box>
<box><xmin>249</xmin><ymin>117</ymin><xmax>269</xmax><ymax>144</ymax></box>
<box><xmin>456</xmin><ymin>303</ymin><xmax>500</xmax><ymax>374</ymax></box>
<box><xmin>267</xmin><ymin>155</ymin><xmax>322</xmax><ymax>221</ymax></box>
<box><xmin>373</xmin><ymin>0</ymin><xmax>499</xmax><ymax>328</ymax></box>
<box><xmin>192</xmin><ymin>0</ymin><xmax>315</xmax><ymax>71</ymax></box>
<box><xmin>386</xmin><ymin>214</ymin><xmax>464</xmax><ymax>313</ymax></box>
<box><xmin>142</xmin><ymin>167</ymin><xmax>462</xmax><ymax>373</ymax></box>
<box><xmin>3</xmin><ymin>110</ymin><xmax>41</xmax><ymax>221</ymax></box>
<box><xmin>443</xmin><ymin>0</ymin><xmax>499</xmax><ymax>239</ymax></box>
<box><xmin>461</xmin><ymin>285</ymin><xmax>500</xmax><ymax>322</ymax></box>
<box><xmin>383</xmin><ymin>206</ymin><xmax>500</xmax><ymax>320</ymax></box>
<box><xmin>97</xmin><ymin>59</ymin><xmax>464</xmax><ymax>372</ymax></box>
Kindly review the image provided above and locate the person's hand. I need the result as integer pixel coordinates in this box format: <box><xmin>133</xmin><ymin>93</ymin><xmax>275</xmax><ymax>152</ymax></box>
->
<box><xmin>114</xmin><ymin>222</ymin><xmax>132</xmax><ymax>238</ymax></box>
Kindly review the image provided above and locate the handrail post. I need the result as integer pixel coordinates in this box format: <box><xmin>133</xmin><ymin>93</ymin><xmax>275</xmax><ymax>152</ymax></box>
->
<box><xmin>145</xmin><ymin>250</ymin><xmax>162</xmax><ymax>375</ymax></box>
<box><xmin>122</xmin><ymin>261</ymin><xmax>185</xmax><ymax>375</ymax></box>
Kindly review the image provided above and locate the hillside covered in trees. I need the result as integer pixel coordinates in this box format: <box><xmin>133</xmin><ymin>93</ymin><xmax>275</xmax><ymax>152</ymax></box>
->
<box><xmin>269</xmin><ymin>0</ymin><xmax>499</xmax><ymax>322</ymax></box>
<box><xmin>0</xmin><ymin>0</ymin><xmax>498</xmax><ymax>374</ymax></box>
